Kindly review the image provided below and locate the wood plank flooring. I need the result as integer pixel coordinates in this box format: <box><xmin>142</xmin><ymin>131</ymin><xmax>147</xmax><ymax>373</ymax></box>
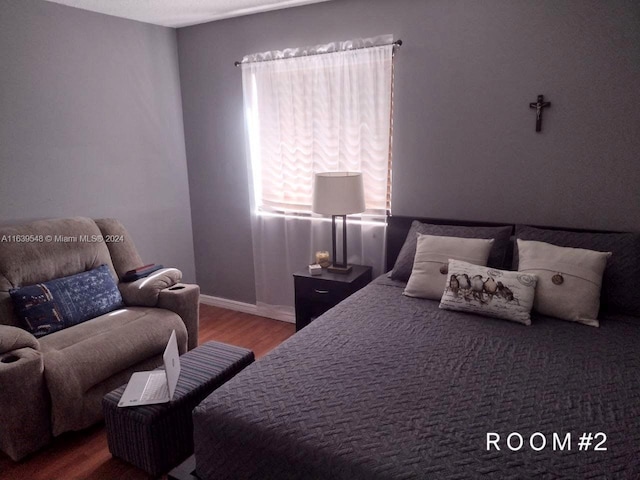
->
<box><xmin>0</xmin><ymin>304</ymin><xmax>295</xmax><ymax>480</ymax></box>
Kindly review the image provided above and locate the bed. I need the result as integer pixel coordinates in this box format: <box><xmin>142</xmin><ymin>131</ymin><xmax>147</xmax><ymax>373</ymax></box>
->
<box><xmin>192</xmin><ymin>216</ymin><xmax>640</xmax><ymax>479</ymax></box>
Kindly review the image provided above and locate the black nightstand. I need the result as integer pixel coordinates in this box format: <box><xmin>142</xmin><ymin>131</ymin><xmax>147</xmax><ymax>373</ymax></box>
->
<box><xmin>293</xmin><ymin>265</ymin><xmax>373</xmax><ymax>332</ymax></box>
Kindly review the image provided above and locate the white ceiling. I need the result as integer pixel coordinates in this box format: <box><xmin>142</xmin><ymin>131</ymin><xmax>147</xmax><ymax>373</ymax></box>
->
<box><xmin>43</xmin><ymin>0</ymin><xmax>332</xmax><ymax>28</ymax></box>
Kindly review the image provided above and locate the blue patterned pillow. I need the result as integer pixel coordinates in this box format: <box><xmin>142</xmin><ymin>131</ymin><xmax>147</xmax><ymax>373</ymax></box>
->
<box><xmin>10</xmin><ymin>265</ymin><xmax>124</xmax><ymax>338</ymax></box>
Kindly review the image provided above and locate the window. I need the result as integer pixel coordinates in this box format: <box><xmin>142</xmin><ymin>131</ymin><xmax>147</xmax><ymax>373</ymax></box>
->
<box><xmin>241</xmin><ymin>37</ymin><xmax>395</xmax><ymax>217</ymax></box>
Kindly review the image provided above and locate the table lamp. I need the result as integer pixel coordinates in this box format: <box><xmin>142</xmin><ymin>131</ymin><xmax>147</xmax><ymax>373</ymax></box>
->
<box><xmin>312</xmin><ymin>172</ymin><xmax>366</xmax><ymax>274</ymax></box>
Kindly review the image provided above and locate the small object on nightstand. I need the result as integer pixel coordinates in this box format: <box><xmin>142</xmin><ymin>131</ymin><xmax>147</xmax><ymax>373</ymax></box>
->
<box><xmin>315</xmin><ymin>251</ymin><xmax>331</xmax><ymax>268</ymax></box>
<box><xmin>293</xmin><ymin>264</ymin><xmax>372</xmax><ymax>332</ymax></box>
<box><xmin>309</xmin><ymin>264</ymin><xmax>322</xmax><ymax>276</ymax></box>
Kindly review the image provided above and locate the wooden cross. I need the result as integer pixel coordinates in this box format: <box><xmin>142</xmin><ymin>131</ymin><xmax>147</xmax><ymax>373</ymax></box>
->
<box><xmin>529</xmin><ymin>94</ymin><xmax>551</xmax><ymax>132</ymax></box>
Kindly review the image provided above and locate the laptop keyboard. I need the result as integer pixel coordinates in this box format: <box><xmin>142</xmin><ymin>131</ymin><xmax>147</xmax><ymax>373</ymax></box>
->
<box><xmin>140</xmin><ymin>372</ymin><xmax>168</xmax><ymax>401</ymax></box>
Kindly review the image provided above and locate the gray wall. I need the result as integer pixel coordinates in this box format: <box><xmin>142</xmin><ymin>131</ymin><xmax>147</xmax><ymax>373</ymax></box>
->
<box><xmin>0</xmin><ymin>0</ymin><xmax>196</xmax><ymax>281</ymax></box>
<box><xmin>192</xmin><ymin>0</ymin><xmax>636</xmax><ymax>303</ymax></box>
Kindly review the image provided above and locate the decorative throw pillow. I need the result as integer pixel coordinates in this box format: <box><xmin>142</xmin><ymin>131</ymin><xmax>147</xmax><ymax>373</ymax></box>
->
<box><xmin>403</xmin><ymin>234</ymin><xmax>494</xmax><ymax>300</ymax></box>
<box><xmin>517</xmin><ymin>239</ymin><xmax>611</xmax><ymax>327</ymax></box>
<box><xmin>390</xmin><ymin>221</ymin><xmax>512</xmax><ymax>281</ymax></box>
<box><xmin>514</xmin><ymin>225</ymin><xmax>640</xmax><ymax>317</ymax></box>
<box><xmin>10</xmin><ymin>265</ymin><xmax>124</xmax><ymax>338</ymax></box>
<box><xmin>439</xmin><ymin>259</ymin><xmax>537</xmax><ymax>325</ymax></box>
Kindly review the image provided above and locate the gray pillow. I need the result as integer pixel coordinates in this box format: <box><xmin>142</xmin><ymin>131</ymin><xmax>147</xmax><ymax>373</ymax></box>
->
<box><xmin>390</xmin><ymin>221</ymin><xmax>512</xmax><ymax>281</ymax></box>
<box><xmin>515</xmin><ymin>225</ymin><xmax>640</xmax><ymax>317</ymax></box>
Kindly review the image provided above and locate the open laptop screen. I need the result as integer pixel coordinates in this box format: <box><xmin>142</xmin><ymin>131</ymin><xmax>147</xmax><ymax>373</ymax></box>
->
<box><xmin>164</xmin><ymin>330</ymin><xmax>181</xmax><ymax>398</ymax></box>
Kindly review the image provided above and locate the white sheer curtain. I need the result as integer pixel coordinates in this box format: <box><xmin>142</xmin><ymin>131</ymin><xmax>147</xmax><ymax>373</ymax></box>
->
<box><xmin>241</xmin><ymin>36</ymin><xmax>394</xmax><ymax>319</ymax></box>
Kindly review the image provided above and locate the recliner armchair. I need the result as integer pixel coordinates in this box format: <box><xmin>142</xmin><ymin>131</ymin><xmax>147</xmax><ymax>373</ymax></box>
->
<box><xmin>0</xmin><ymin>217</ymin><xmax>199</xmax><ymax>461</ymax></box>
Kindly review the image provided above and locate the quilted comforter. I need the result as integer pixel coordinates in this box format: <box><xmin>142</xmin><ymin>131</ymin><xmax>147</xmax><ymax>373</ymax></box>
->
<box><xmin>193</xmin><ymin>276</ymin><xmax>640</xmax><ymax>479</ymax></box>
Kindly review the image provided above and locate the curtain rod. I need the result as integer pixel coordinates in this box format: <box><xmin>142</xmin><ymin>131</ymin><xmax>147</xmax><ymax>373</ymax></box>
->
<box><xmin>234</xmin><ymin>39</ymin><xmax>402</xmax><ymax>67</ymax></box>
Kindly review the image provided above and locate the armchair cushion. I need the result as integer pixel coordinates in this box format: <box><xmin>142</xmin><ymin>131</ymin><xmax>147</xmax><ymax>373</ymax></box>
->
<box><xmin>0</xmin><ymin>325</ymin><xmax>39</xmax><ymax>354</ymax></box>
<box><xmin>40</xmin><ymin>306</ymin><xmax>187</xmax><ymax>435</ymax></box>
<box><xmin>118</xmin><ymin>268</ymin><xmax>182</xmax><ymax>307</ymax></box>
<box><xmin>10</xmin><ymin>265</ymin><xmax>123</xmax><ymax>338</ymax></box>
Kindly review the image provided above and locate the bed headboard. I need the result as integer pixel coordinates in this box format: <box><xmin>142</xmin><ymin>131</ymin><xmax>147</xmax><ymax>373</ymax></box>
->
<box><xmin>385</xmin><ymin>215</ymin><xmax>623</xmax><ymax>273</ymax></box>
<box><xmin>385</xmin><ymin>216</ymin><xmax>514</xmax><ymax>272</ymax></box>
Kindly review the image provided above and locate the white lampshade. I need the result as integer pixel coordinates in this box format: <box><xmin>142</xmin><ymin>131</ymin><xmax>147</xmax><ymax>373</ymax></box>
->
<box><xmin>312</xmin><ymin>172</ymin><xmax>366</xmax><ymax>215</ymax></box>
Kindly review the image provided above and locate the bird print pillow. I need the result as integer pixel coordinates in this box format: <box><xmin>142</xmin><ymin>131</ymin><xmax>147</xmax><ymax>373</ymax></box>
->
<box><xmin>439</xmin><ymin>259</ymin><xmax>538</xmax><ymax>325</ymax></box>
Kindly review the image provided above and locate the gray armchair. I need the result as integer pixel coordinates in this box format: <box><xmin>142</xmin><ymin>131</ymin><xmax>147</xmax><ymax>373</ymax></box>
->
<box><xmin>0</xmin><ymin>217</ymin><xmax>199</xmax><ymax>460</ymax></box>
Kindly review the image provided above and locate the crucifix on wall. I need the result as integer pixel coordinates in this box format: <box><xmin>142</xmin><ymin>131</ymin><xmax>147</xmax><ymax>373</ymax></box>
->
<box><xmin>529</xmin><ymin>94</ymin><xmax>551</xmax><ymax>132</ymax></box>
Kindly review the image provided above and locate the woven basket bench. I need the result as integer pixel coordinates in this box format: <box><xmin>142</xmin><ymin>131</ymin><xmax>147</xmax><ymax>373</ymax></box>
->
<box><xmin>102</xmin><ymin>341</ymin><xmax>254</xmax><ymax>476</ymax></box>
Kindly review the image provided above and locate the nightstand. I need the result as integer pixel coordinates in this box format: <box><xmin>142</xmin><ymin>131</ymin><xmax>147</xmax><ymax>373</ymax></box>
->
<box><xmin>293</xmin><ymin>265</ymin><xmax>373</xmax><ymax>331</ymax></box>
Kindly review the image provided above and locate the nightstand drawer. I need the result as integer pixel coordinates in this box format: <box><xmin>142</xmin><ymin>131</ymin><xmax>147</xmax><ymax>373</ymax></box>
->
<box><xmin>293</xmin><ymin>265</ymin><xmax>373</xmax><ymax>332</ymax></box>
<box><xmin>295</xmin><ymin>276</ymin><xmax>351</xmax><ymax>304</ymax></box>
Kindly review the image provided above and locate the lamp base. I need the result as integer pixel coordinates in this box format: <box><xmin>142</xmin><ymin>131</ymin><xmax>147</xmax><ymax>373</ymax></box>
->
<box><xmin>327</xmin><ymin>264</ymin><xmax>352</xmax><ymax>274</ymax></box>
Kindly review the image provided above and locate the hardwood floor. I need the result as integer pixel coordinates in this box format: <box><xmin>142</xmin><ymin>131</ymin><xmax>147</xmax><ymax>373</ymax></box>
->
<box><xmin>0</xmin><ymin>304</ymin><xmax>295</xmax><ymax>480</ymax></box>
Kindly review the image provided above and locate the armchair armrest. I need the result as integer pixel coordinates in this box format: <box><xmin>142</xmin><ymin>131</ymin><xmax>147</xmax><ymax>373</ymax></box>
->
<box><xmin>0</xmin><ymin>341</ymin><xmax>51</xmax><ymax>460</ymax></box>
<box><xmin>118</xmin><ymin>268</ymin><xmax>182</xmax><ymax>307</ymax></box>
<box><xmin>0</xmin><ymin>324</ymin><xmax>39</xmax><ymax>355</ymax></box>
<box><xmin>158</xmin><ymin>283</ymin><xmax>200</xmax><ymax>351</ymax></box>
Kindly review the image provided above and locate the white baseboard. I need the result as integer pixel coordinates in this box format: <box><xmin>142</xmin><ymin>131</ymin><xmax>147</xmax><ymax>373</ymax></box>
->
<box><xmin>200</xmin><ymin>294</ymin><xmax>295</xmax><ymax>324</ymax></box>
<box><xmin>200</xmin><ymin>294</ymin><xmax>257</xmax><ymax>314</ymax></box>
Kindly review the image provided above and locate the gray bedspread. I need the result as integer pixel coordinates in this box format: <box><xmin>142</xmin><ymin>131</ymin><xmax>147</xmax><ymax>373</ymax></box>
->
<box><xmin>193</xmin><ymin>277</ymin><xmax>640</xmax><ymax>479</ymax></box>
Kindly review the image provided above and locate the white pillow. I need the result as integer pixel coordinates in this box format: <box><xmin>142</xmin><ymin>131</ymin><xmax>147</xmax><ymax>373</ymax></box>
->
<box><xmin>439</xmin><ymin>259</ymin><xmax>537</xmax><ymax>325</ymax></box>
<box><xmin>403</xmin><ymin>234</ymin><xmax>494</xmax><ymax>300</ymax></box>
<box><xmin>517</xmin><ymin>239</ymin><xmax>611</xmax><ymax>327</ymax></box>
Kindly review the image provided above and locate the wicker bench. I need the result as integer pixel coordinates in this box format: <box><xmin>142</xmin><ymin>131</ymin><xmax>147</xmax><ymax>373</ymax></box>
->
<box><xmin>102</xmin><ymin>341</ymin><xmax>254</xmax><ymax>476</ymax></box>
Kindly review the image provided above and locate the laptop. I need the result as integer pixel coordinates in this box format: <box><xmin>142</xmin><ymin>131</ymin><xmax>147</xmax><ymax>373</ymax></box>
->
<box><xmin>118</xmin><ymin>330</ymin><xmax>180</xmax><ymax>407</ymax></box>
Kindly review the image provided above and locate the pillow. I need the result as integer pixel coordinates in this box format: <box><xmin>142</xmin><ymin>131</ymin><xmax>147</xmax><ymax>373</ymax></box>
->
<box><xmin>517</xmin><ymin>239</ymin><xmax>611</xmax><ymax>327</ymax></box>
<box><xmin>515</xmin><ymin>225</ymin><xmax>640</xmax><ymax>317</ymax></box>
<box><xmin>403</xmin><ymin>234</ymin><xmax>494</xmax><ymax>300</ymax></box>
<box><xmin>390</xmin><ymin>221</ymin><xmax>512</xmax><ymax>281</ymax></box>
<box><xmin>10</xmin><ymin>265</ymin><xmax>124</xmax><ymax>338</ymax></box>
<box><xmin>439</xmin><ymin>259</ymin><xmax>537</xmax><ymax>325</ymax></box>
